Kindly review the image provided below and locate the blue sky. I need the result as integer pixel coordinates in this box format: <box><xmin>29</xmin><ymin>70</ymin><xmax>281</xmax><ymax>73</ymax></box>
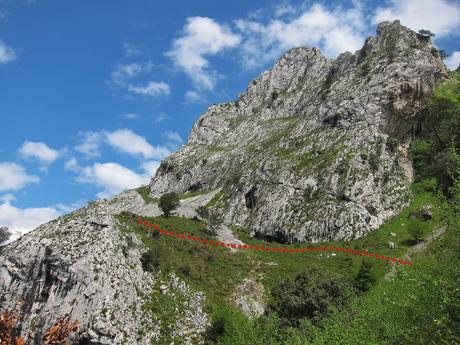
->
<box><xmin>1</xmin><ymin>0</ymin><xmax>459</xmax><ymax>239</ymax></box>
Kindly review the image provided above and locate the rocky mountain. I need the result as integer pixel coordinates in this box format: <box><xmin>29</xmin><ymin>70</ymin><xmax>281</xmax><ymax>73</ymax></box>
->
<box><xmin>0</xmin><ymin>20</ymin><xmax>449</xmax><ymax>344</ymax></box>
<box><xmin>150</xmin><ymin>20</ymin><xmax>448</xmax><ymax>243</ymax></box>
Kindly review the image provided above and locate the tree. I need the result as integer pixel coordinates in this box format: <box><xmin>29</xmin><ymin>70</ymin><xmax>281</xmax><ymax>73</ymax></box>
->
<box><xmin>207</xmin><ymin>210</ymin><xmax>223</xmax><ymax>234</ymax></box>
<box><xmin>0</xmin><ymin>226</ymin><xmax>11</xmax><ymax>245</ymax></box>
<box><xmin>438</xmin><ymin>49</ymin><xmax>449</xmax><ymax>60</ymax></box>
<box><xmin>354</xmin><ymin>260</ymin><xmax>376</xmax><ymax>292</ymax></box>
<box><xmin>196</xmin><ymin>206</ymin><xmax>209</xmax><ymax>221</ymax></box>
<box><xmin>158</xmin><ymin>192</ymin><xmax>180</xmax><ymax>217</ymax></box>
<box><xmin>418</xmin><ymin>29</ymin><xmax>435</xmax><ymax>37</ymax></box>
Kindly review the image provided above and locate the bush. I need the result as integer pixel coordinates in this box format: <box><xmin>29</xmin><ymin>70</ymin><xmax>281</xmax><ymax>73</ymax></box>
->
<box><xmin>354</xmin><ymin>260</ymin><xmax>376</xmax><ymax>292</ymax></box>
<box><xmin>368</xmin><ymin>153</ymin><xmax>380</xmax><ymax>172</ymax></box>
<box><xmin>408</xmin><ymin>220</ymin><xmax>424</xmax><ymax>243</ymax></box>
<box><xmin>140</xmin><ymin>247</ymin><xmax>161</xmax><ymax>272</ymax></box>
<box><xmin>159</xmin><ymin>192</ymin><xmax>180</xmax><ymax>217</ymax></box>
<box><xmin>196</xmin><ymin>206</ymin><xmax>209</xmax><ymax>220</ymax></box>
<box><xmin>269</xmin><ymin>266</ymin><xmax>355</xmax><ymax>327</ymax></box>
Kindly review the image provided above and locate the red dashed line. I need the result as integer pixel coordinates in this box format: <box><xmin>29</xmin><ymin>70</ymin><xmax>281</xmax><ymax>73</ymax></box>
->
<box><xmin>133</xmin><ymin>216</ymin><xmax>413</xmax><ymax>268</ymax></box>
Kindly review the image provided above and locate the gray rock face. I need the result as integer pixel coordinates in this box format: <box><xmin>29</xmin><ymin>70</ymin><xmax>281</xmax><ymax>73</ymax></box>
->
<box><xmin>0</xmin><ymin>195</ymin><xmax>208</xmax><ymax>344</ymax></box>
<box><xmin>149</xmin><ymin>21</ymin><xmax>448</xmax><ymax>243</ymax></box>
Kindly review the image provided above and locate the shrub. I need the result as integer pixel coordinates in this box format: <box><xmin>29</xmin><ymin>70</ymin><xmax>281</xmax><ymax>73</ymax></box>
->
<box><xmin>408</xmin><ymin>220</ymin><xmax>424</xmax><ymax>243</ymax></box>
<box><xmin>159</xmin><ymin>192</ymin><xmax>180</xmax><ymax>217</ymax></box>
<box><xmin>269</xmin><ymin>266</ymin><xmax>355</xmax><ymax>327</ymax></box>
<box><xmin>140</xmin><ymin>247</ymin><xmax>161</xmax><ymax>272</ymax></box>
<box><xmin>196</xmin><ymin>206</ymin><xmax>209</xmax><ymax>221</ymax></box>
<box><xmin>354</xmin><ymin>260</ymin><xmax>376</xmax><ymax>292</ymax></box>
<box><xmin>369</xmin><ymin>153</ymin><xmax>380</xmax><ymax>172</ymax></box>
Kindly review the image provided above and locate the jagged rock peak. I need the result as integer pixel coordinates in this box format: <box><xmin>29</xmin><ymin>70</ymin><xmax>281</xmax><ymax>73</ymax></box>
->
<box><xmin>150</xmin><ymin>21</ymin><xmax>447</xmax><ymax>244</ymax></box>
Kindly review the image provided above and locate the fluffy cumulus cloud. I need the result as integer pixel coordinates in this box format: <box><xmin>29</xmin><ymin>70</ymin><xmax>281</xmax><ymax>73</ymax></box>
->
<box><xmin>373</xmin><ymin>0</ymin><xmax>460</xmax><ymax>37</ymax></box>
<box><xmin>128</xmin><ymin>81</ymin><xmax>171</xmax><ymax>97</ymax></box>
<box><xmin>445</xmin><ymin>51</ymin><xmax>460</xmax><ymax>70</ymax></box>
<box><xmin>164</xmin><ymin>130</ymin><xmax>183</xmax><ymax>144</ymax></box>
<box><xmin>167</xmin><ymin>16</ymin><xmax>241</xmax><ymax>90</ymax></box>
<box><xmin>75</xmin><ymin>131</ymin><xmax>103</xmax><ymax>159</ymax></box>
<box><xmin>69</xmin><ymin>160</ymin><xmax>158</xmax><ymax>198</ymax></box>
<box><xmin>0</xmin><ymin>40</ymin><xmax>16</xmax><ymax>63</ymax></box>
<box><xmin>0</xmin><ymin>201</ymin><xmax>61</xmax><ymax>242</ymax></box>
<box><xmin>235</xmin><ymin>3</ymin><xmax>367</xmax><ymax>68</ymax></box>
<box><xmin>104</xmin><ymin>128</ymin><xmax>171</xmax><ymax>159</ymax></box>
<box><xmin>109</xmin><ymin>61</ymin><xmax>153</xmax><ymax>87</ymax></box>
<box><xmin>0</xmin><ymin>163</ymin><xmax>39</xmax><ymax>192</ymax></box>
<box><xmin>74</xmin><ymin>128</ymin><xmax>173</xmax><ymax>160</ymax></box>
<box><xmin>18</xmin><ymin>141</ymin><xmax>60</xmax><ymax>164</ymax></box>
<box><xmin>185</xmin><ymin>90</ymin><xmax>205</xmax><ymax>103</ymax></box>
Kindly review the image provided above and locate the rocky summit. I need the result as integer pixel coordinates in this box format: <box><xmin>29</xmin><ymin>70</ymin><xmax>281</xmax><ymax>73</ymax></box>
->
<box><xmin>0</xmin><ymin>20</ymin><xmax>451</xmax><ymax>345</ymax></box>
<box><xmin>150</xmin><ymin>20</ymin><xmax>448</xmax><ymax>243</ymax></box>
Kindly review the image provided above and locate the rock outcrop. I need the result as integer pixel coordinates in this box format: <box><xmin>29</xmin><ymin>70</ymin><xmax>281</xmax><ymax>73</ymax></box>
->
<box><xmin>149</xmin><ymin>20</ymin><xmax>448</xmax><ymax>243</ymax></box>
<box><xmin>0</xmin><ymin>194</ymin><xmax>208</xmax><ymax>344</ymax></box>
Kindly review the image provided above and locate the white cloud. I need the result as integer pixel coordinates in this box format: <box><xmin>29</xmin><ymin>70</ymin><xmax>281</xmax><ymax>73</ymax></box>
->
<box><xmin>75</xmin><ymin>131</ymin><xmax>102</xmax><ymax>159</ymax></box>
<box><xmin>128</xmin><ymin>80</ymin><xmax>171</xmax><ymax>97</ymax></box>
<box><xmin>167</xmin><ymin>16</ymin><xmax>241</xmax><ymax>90</ymax></box>
<box><xmin>185</xmin><ymin>90</ymin><xmax>205</xmax><ymax>103</ymax></box>
<box><xmin>76</xmin><ymin>162</ymin><xmax>154</xmax><ymax>198</ymax></box>
<box><xmin>121</xmin><ymin>112</ymin><xmax>139</xmax><ymax>119</ymax></box>
<box><xmin>373</xmin><ymin>0</ymin><xmax>460</xmax><ymax>37</ymax></box>
<box><xmin>55</xmin><ymin>200</ymin><xmax>86</xmax><ymax>213</ymax></box>
<box><xmin>164</xmin><ymin>130</ymin><xmax>183</xmax><ymax>144</ymax></box>
<box><xmin>64</xmin><ymin>157</ymin><xmax>78</xmax><ymax>171</ymax></box>
<box><xmin>235</xmin><ymin>3</ymin><xmax>366</xmax><ymax>67</ymax></box>
<box><xmin>154</xmin><ymin>113</ymin><xmax>171</xmax><ymax>123</ymax></box>
<box><xmin>0</xmin><ymin>201</ymin><xmax>61</xmax><ymax>242</ymax></box>
<box><xmin>0</xmin><ymin>163</ymin><xmax>39</xmax><ymax>192</ymax></box>
<box><xmin>0</xmin><ymin>193</ymin><xmax>15</xmax><ymax>202</ymax></box>
<box><xmin>141</xmin><ymin>160</ymin><xmax>161</xmax><ymax>177</ymax></box>
<box><xmin>445</xmin><ymin>51</ymin><xmax>460</xmax><ymax>70</ymax></box>
<box><xmin>109</xmin><ymin>61</ymin><xmax>153</xmax><ymax>87</ymax></box>
<box><xmin>104</xmin><ymin>128</ymin><xmax>171</xmax><ymax>159</ymax></box>
<box><xmin>19</xmin><ymin>141</ymin><xmax>60</xmax><ymax>164</ymax></box>
<box><xmin>123</xmin><ymin>42</ymin><xmax>144</xmax><ymax>57</ymax></box>
<box><xmin>0</xmin><ymin>40</ymin><xmax>16</xmax><ymax>63</ymax></box>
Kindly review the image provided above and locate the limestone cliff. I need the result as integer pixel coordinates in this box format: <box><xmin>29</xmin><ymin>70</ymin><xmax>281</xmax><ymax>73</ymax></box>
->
<box><xmin>0</xmin><ymin>21</ymin><xmax>450</xmax><ymax>345</ymax></box>
<box><xmin>149</xmin><ymin>20</ymin><xmax>448</xmax><ymax>243</ymax></box>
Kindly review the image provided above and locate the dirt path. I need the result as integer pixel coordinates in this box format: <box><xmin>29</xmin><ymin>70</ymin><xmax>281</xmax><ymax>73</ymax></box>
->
<box><xmin>385</xmin><ymin>225</ymin><xmax>447</xmax><ymax>280</ymax></box>
<box><xmin>115</xmin><ymin>188</ymin><xmax>245</xmax><ymax>249</ymax></box>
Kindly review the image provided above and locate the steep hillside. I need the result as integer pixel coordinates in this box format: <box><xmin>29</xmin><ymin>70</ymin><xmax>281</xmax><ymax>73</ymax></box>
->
<box><xmin>149</xmin><ymin>20</ymin><xmax>448</xmax><ymax>242</ymax></box>
<box><xmin>0</xmin><ymin>21</ymin><xmax>453</xmax><ymax>345</ymax></box>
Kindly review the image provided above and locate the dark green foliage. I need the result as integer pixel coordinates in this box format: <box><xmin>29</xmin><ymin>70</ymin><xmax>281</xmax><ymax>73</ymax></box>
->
<box><xmin>140</xmin><ymin>247</ymin><xmax>162</xmax><ymax>272</ymax></box>
<box><xmin>196</xmin><ymin>205</ymin><xmax>209</xmax><ymax>220</ymax></box>
<box><xmin>408</xmin><ymin>221</ymin><xmax>424</xmax><ymax>243</ymax></box>
<box><xmin>412</xmin><ymin>71</ymin><xmax>460</xmax><ymax>194</ymax></box>
<box><xmin>159</xmin><ymin>192</ymin><xmax>180</xmax><ymax>217</ymax></box>
<box><xmin>354</xmin><ymin>260</ymin><xmax>376</xmax><ymax>292</ymax></box>
<box><xmin>136</xmin><ymin>186</ymin><xmax>158</xmax><ymax>204</ymax></box>
<box><xmin>386</xmin><ymin>137</ymin><xmax>399</xmax><ymax>153</ymax></box>
<box><xmin>208</xmin><ymin>210</ymin><xmax>223</xmax><ymax>233</ymax></box>
<box><xmin>368</xmin><ymin>152</ymin><xmax>380</xmax><ymax>172</ymax></box>
<box><xmin>418</xmin><ymin>29</ymin><xmax>435</xmax><ymax>37</ymax></box>
<box><xmin>269</xmin><ymin>266</ymin><xmax>355</xmax><ymax>327</ymax></box>
<box><xmin>439</xmin><ymin>49</ymin><xmax>449</xmax><ymax>60</ymax></box>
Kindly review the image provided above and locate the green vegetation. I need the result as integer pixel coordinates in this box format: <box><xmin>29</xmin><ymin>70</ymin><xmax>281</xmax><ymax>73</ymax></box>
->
<box><xmin>136</xmin><ymin>186</ymin><xmax>159</xmax><ymax>204</ymax></box>
<box><xmin>121</xmin><ymin>71</ymin><xmax>460</xmax><ymax>345</ymax></box>
<box><xmin>115</xmin><ymin>213</ymin><xmax>254</xmax><ymax>308</ymax></box>
<box><xmin>158</xmin><ymin>192</ymin><xmax>180</xmax><ymax>217</ymax></box>
<box><xmin>196</xmin><ymin>205</ymin><xmax>209</xmax><ymax>220</ymax></box>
